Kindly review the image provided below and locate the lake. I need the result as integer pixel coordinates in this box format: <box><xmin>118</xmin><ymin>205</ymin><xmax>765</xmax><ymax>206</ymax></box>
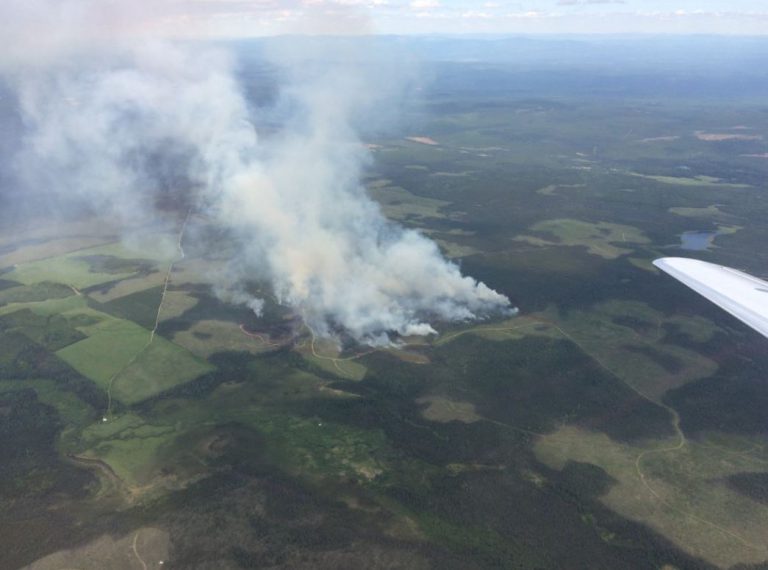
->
<box><xmin>680</xmin><ymin>230</ymin><xmax>717</xmax><ymax>251</ymax></box>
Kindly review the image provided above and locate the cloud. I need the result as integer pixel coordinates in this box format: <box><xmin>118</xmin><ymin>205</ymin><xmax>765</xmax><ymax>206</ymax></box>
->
<box><xmin>410</xmin><ymin>0</ymin><xmax>439</xmax><ymax>10</ymax></box>
<box><xmin>461</xmin><ymin>11</ymin><xmax>493</xmax><ymax>19</ymax></box>
<box><xmin>1</xmin><ymin>0</ymin><xmax>512</xmax><ymax>345</ymax></box>
<box><xmin>556</xmin><ymin>0</ymin><xmax>625</xmax><ymax>5</ymax></box>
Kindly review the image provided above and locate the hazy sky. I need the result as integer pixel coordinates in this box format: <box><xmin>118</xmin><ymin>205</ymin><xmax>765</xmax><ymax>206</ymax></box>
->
<box><xmin>145</xmin><ymin>0</ymin><xmax>768</xmax><ymax>37</ymax></box>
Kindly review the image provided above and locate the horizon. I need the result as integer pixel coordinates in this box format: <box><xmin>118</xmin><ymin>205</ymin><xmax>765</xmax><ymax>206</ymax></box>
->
<box><xmin>153</xmin><ymin>1</ymin><xmax>768</xmax><ymax>38</ymax></box>
<box><xmin>3</xmin><ymin>1</ymin><xmax>768</xmax><ymax>43</ymax></box>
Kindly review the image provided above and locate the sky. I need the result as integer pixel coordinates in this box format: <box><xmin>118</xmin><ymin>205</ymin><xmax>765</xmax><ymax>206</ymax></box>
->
<box><xmin>142</xmin><ymin>0</ymin><xmax>768</xmax><ymax>37</ymax></box>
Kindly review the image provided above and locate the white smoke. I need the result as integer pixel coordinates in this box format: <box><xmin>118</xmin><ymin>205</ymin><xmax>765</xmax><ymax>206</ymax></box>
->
<box><xmin>0</xmin><ymin>0</ymin><xmax>512</xmax><ymax>345</ymax></box>
<box><xmin>213</xmin><ymin>283</ymin><xmax>266</xmax><ymax>317</ymax></box>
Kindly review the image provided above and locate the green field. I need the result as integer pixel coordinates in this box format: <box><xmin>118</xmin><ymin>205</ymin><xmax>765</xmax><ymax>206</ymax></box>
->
<box><xmin>56</xmin><ymin>314</ymin><xmax>212</xmax><ymax>404</ymax></box>
<box><xmin>5</xmin><ymin>253</ymin><xmax>137</xmax><ymax>289</ymax></box>
<box><xmin>514</xmin><ymin>219</ymin><xmax>651</xmax><ymax>259</ymax></box>
<box><xmin>3</xmin><ymin>239</ymin><xmax>175</xmax><ymax>290</ymax></box>
<box><xmin>56</xmin><ymin>317</ymin><xmax>153</xmax><ymax>388</ymax></box>
<box><xmin>111</xmin><ymin>339</ymin><xmax>213</xmax><ymax>405</ymax></box>
<box><xmin>0</xmin><ymin>282</ymin><xmax>75</xmax><ymax>306</ymax></box>
<box><xmin>630</xmin><ymin>172</ymin><xmax>751</xmax><ymax>188</ymax></box>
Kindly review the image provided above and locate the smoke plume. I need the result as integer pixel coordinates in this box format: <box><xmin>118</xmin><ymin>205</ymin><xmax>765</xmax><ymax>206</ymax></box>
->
<box><xmin>0</xmin><ymin>0</ymin><xmax>511</xmax><ymax>345</ymax></box>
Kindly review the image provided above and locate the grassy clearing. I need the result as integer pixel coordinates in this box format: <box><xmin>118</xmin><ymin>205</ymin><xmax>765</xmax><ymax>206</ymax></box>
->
<box><xmin>87</xmin><ymin>271</ymin><xmax>167</xmax><ymax>303</ymax></box>
<box><xmin>433</xmin><ymin>238</ymin><xmax>480</xmax><ymax>258</ymax></box>
<box><xmin>715</xmin><ymin>224</ymin><xmax>743</xmax><ymax>237</ymax></box>
<box><xmin>0</xmin><ymin>236</ymin><xmax>109</xmax><ymax>269</ymax></box>
<box><xmin>3</xmin><ymin>237</ymin><xmax>177</xmax><ymax>290</ymax></box>
<box><xmin>431</xmin><ymin>170</ymin><xmax>473</xmax><ymax>177</ymax></box>
<box><xmin>535</xmin><ymin>425</ymin><xmax>768</xmax><ymax>568</ymax></box>
<box><xmin>536</xmin><ymin>183</ymin><xmax>586</xmax><ymax>196</ymax></box>
<box><xmin>0</xmin><ymin>282</ymin><xmax>76</xmax><ymax>306</ymax></box>
<box><xmin>0</xmin><ymin>309</ymin><xmax>86</xmax><ymax>351</ymax></box>
<box><xmin>416</xmin><ymin>395</ymin><xmax>482</xmax><ymax>423</ymax></box>
<box><xmin>628</xmin><ymin>257</ymin><xmax>659</xmax><ymax>273</ymax></box>
<box><xmin>4</xmin><ymin>254</ymin><xmax>135</xmax><ymax>289</ymax></box>
<box><xmin>54</xmin><ymin>302</ymin><xmax>211</xmax><ymax>405</ymax></box>
<box><xmin>56</xmin><ymin>318</ymin><xmax>151</xmax><ymax>389</ymax></box>
<box><xmin>81</xmin><ymin>415</ymin><xmax>178</xmax><ymax>486</ymax></box>
<box><xmin>157</xmin><ymin>290</ymin><xmax>200</xmax><ymax>323</ymax></box>
<box><xmin>629</xmin><ymin>172</ymin><xmax>751</xmax><ymax>188</ymax></box>
<box><xmin>544</xmin><ymin>300</ymin><xmax>719</xmax><ymax>400</ymax></box>
<box><xmin>23</xmin><ymin>527</ymin><xmax>169</xmax><ymax>570</ymax></box>
<box><xmin>514</xmin><ymin>219</ymin><xmax>650</xmax><ymax>259</ymax></box>
<box><xmin>435</xmin><ymin>316</ymin><xmax>559</xmax><ymax>346</ymax></box>
<box><xmin>294</xmin><ymin>334</ymin><xmax>370</xmax><ymax>381</ymax></box>
<box><xmin>405</xmin><ymin>136</ymin><xmax>439</xmax><ymax>145</ymax></box>
<box><xmin>301</xmin><ymin>351</ymin><xmax>369</xmax><ymax>381</ymax></box>
<box><xmin>73</xmin><ymin>357</ymin><xmax>392</xmax><ymax>495</ymax></box>
<box><xmin>665</xmin><ymin>314</ymin><xmax>723</xmax><ymax>343</ymax></box>
<box><xmin>79</xmin><ymin>412</ymin><xmax>148</xmax><ymax>445</ymax></box>
<box><xmin>75</xmin><ymin>412</ymin><xmax>209</xmax><ymax>493</ymax></box>
<box><xmin>368</xmin><ymin>184</ymin><xmax>452</xmax><ymax>222</ymax></box>
<box><xmin>0</xmin><ymin>295</ymin><xmax>89</xmax><ymax>317</ymax></box>
<box><xmin>112</xmin><ymin>339</ymin><xmax>213</xmax><ymax>405</ymax></box>
<box><xmin>668</xmin><ymin>204</ymin><xmax>724</xmax><ymax>218</ymax></box>
<box><xmin>0</xmin><ymin>379</ymin><xmax>96</xmax><ymax>451</ymax></box>
<box><xmin>172</xmin><ymin>319</ymin><xmax>273</xmax><ymax>358</ymax></box>
<box><xmin>421</xmin><ymin>228</ymin><xmax>481</xmax><ymax>258</ymax></box>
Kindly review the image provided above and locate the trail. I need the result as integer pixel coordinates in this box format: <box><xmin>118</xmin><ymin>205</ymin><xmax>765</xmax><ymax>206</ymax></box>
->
<box><xmin>104</xmin><ymin>211</ymin><xmax>191</xmax><ymax>418</ymax></box>
<box><xmin>303</xmin><ymin>321</ymin><xmax>377</xmax><ymax>365</ymax></box>
<box><xmin>244</xmin><ymin>309</ymin><xmax>765</xmax><ymax>552</ymax></box>
<box><xmin>437</xmin><ymin>315</ymin><xmax>765</xmax><ymax>553</ymax></box>
<box><xmin>132</xmin><ymin>531</ymin><xmax>148</xmax><ymax>570</ymax></box>
<box><xmin>632</xmin><ymin>411</ymin><xmax>765</xmax><ymax>551</ymax></box>
<box><xmin>149</xmin><ymin>210</ymin><xmax>190</xmax><ymax>344</ymax></box>
<box><xmin>539</xmin><ymin>317</ymin><xmax>765</xmax><ymax>553</ymax></box>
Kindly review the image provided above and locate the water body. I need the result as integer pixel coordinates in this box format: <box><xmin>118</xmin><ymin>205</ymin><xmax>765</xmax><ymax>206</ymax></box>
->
<box><xmin>680</xmin><ymin>230</ymin><xmax>718</xmax><ymax>251</ymax></box>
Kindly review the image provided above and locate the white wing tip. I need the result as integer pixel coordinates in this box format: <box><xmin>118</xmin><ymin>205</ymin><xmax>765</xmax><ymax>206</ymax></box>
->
<box><xmin>654</xmin><ymin>257</ymin><xmax>707</xmax><ymax>270</ymax></box>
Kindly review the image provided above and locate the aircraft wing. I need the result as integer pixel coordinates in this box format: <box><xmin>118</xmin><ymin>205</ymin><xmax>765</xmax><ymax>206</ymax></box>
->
<box><xmin>653</xmin><ymin>257</ymin><xmax>768</xmax><ymax>339</ymax></box>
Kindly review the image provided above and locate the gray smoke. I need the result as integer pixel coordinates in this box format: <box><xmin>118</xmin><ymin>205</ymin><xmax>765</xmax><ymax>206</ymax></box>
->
<box><xmin>0</xmin><ymin>0</ymin><xmax>511</xmax><ymax>345</ymax></box>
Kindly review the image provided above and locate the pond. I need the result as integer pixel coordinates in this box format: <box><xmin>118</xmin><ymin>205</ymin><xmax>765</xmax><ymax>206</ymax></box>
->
<box><xmin>680</xmin><ymin>230</ymin><xmax>718</xmax><ymax>251</ymax></box>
